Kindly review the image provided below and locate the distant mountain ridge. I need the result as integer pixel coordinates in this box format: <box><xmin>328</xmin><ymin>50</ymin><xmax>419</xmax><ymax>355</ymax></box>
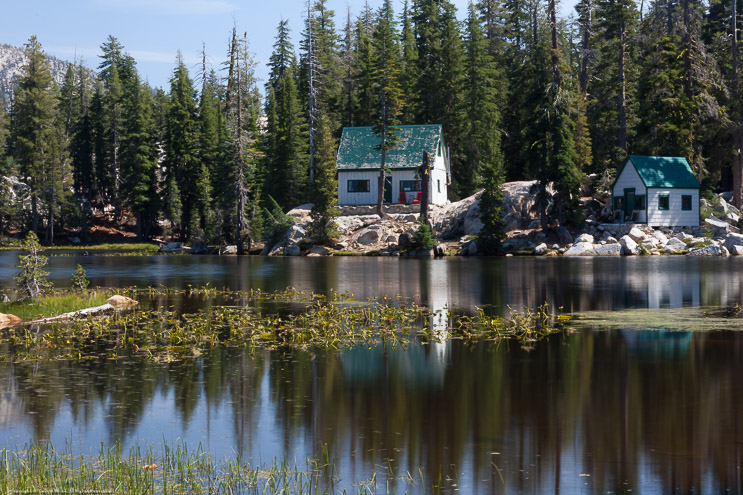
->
<box><xmin>0</xmin><ymin>43</ymin><xmax>95</xmax><ymax>110</ymax></box>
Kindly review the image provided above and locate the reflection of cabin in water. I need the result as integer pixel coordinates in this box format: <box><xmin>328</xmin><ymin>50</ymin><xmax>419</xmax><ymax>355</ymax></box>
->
<box><xmin>647</xmin><ymin>270</ymin><xmax>700</xmax><ymax>309</ymax></box>
<box><xmin>612</xmin><ymin>156</ymin><xmax>700</xmax><ymax>226</ymax></box>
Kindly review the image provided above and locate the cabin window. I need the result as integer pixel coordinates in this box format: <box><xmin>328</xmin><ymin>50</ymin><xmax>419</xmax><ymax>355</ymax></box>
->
<box><xmin>347</xmin><ymin>179</ymin><xmax>370</xmax><ymax>193</ymax></box>
<box><xmin>682</xmin><ymin>195</ymin><xmax>692</xmax><ymax>211</ymax></box>
<box><xmin>635</xmin><ymin>195</ymin><xmax>646</xmax><ymax>209</ymax></box>
<box><xmin>437</xmin><ymin>180</ymin><xmax>441</xmax><ymax>193</ymax></box>
<box><xmin>658</xmin><ymin>194</ymin><xmax>670</xmax><ymax>210</ymax></box>
<box><xmin>614</xmin><ymin>196</ymin><xmax>624</xmax><ymax>210</ymax></box>
<box><xmin>400</xmin><ymin>180</ymin><xmax>422</xmax><ymax>192</ymax></box>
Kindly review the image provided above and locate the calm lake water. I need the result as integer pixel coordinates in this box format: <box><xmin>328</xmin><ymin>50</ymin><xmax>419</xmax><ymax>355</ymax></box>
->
<box><xmin>1</xmin><ymin>254</ymin><xmax>743</xmax><ymax>493</ymax></box>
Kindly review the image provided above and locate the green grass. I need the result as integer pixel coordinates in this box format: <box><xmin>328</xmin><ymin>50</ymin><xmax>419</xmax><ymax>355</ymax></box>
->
<box><xmin>0</xmin><ymin>440</ymin><xmax>393</xmax><ymax>494</ymax></box>
<box><xmin>0</xmin><ymin>243</ymin><xmax>159</xmax><ymax>252</ymax></box>
<box><xmin>0</xmin><ymin>292</ymin><xmax>109</xmax><ymax>320</ymax></box>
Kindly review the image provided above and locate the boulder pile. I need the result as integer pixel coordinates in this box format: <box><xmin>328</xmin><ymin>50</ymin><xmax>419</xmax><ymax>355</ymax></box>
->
<box><xmin>208</xmin><ymin>185</ymin><xmax>743</xmax><ymax>258</ymax></box>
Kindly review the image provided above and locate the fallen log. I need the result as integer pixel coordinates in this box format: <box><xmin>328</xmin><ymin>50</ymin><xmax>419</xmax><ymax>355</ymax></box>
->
<box><xmin>13</xmin><ymin>295</ymin><xmax>139</xmax><ymax>327</ymax></box>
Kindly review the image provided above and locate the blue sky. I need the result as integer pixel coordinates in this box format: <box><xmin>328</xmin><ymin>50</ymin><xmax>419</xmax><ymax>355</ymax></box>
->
<box><xmin>5</xmin><ymin>0</ymin><xmax>579</xmax><ymax>92</ymax></box>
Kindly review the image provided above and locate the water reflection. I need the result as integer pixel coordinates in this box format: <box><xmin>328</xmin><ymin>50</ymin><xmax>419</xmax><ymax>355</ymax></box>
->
<box><xmin>0</xmin><ymin>330</ymin><xmax>741</xmax><ymax>492</ymax></box>
<box><xmin>0</xmin><ymin>255</ymin><xmax>742</xmax><ymax>491</ymax></box>
<box><xmin>2</xmin><ymin>254</ymin><xmax>742</xmax><ymax>313</ymax></box>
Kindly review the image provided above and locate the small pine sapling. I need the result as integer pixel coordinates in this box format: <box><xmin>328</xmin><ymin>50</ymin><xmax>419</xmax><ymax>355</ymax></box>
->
<box><xmin>70</xmin><ymin>264</ymin><xmax>89</xmax><ymax>291</ymax></box>
<box><xmin>16</xmin><ymin>231</ymin><xmax>52</xmax><ymax>300</ymax></box>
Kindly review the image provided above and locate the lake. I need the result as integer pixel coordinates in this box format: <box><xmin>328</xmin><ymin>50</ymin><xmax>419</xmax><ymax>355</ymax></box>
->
<box><xmin>1</xmin><ymin>253</ymin><xmax>742</xmax><ymax>493</ymax></box>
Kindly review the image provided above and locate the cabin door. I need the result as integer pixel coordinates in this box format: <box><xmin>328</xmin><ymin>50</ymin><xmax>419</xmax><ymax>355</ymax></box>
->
<box><xmin>624</xmin><ymin>188</ymin><xmax>636</xmax><ymax>220</ymax></box>
<box><xmin>384</xmin><ymin>176</ymin><xmax>392</xmax><ymax>203</ymax></box>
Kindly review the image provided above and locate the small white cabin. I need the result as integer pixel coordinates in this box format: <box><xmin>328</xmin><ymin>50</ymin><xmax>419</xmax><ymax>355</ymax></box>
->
<box><xmin>336</xmin><ymin>125</ymin><xmax>451</xmax><ymax>206</ymax></box>
<box><xmin>612</xmin><ymin>155</ymin><xmax>700</xmax><ymax>227</ymax></box>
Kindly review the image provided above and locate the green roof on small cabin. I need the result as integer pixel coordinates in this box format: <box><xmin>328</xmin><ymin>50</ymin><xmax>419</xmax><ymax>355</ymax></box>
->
<box><xmin>625</xmin><ymin>155</ymin><xmax>700</xmax><ymax>189</ymax></box>
<box><xmin>336</xmin><ymin>125</ymin><xmax>445</xmax><ymax>170</ymax></box>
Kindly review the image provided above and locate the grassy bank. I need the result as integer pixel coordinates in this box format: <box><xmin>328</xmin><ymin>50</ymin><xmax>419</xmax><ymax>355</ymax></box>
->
<box><xmin>0</xmin><ymin>242</ymin><xmax>159</xmax><ymax>252</ymax></box>
<box><xmin>0</xmin><ymin>292</ymin><xmax>110</xmax><ymax>321</ymax></box>
<box><xmin>0</xmin><ymin>287</ymin><xmax>563</xmax><ymax>362</ymax></box>
<box><xmin>0</xmin><ymin>441</ymin><xmax>403</xmax><ymax>494</ymax></box>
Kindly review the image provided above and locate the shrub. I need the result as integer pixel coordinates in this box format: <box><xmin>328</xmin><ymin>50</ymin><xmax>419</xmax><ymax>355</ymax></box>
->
<box><xmin>410</xmin><ymin>219</ymin><xmax>436</xmax><ymax>251</ymax></box>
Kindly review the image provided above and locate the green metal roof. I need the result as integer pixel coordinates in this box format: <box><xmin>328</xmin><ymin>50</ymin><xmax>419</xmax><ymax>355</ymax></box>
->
<box><xmin>626</xmin><ymin>155</ymin><xmax>700</xmax><ymax>189</ymax></box>
<box><xmin>336</xmin><ymin>125</ymin><xmax>445</xmax><ymax>170</ymax></box>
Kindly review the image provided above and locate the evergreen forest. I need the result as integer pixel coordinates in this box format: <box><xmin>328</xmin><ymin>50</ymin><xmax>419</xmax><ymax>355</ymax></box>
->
<box><xmin>1</xmin><ymin>0</ymin><xmax>742</xmax><ymax>248</ymax></box>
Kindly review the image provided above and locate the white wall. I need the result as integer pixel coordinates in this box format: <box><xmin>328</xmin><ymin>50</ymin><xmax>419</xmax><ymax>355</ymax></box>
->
<box><xmin>430</xmin><ymin>154</ymin><xmax>448</xmax><ymax>205</ymax></box>
<box><xmin>338</xmin><ymin>166</ymin><xmax>449</xmax><ymax>206</ymax></box>
<box><xmin>613</xmin><ymin>163</ymin><xmax>647</xmax><ymax>223</ymax></box>
<box><xmin>338</xmin><ymin>170</ymin><xmax>381</xmax><ymax>205</ymax></box>
<box><xmin>646</xmin><ymin>189</ymin><xmax>699</xmax><ymax>226</ymax></box>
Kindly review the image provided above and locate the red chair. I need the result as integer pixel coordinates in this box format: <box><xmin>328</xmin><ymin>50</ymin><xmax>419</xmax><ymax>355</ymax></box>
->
<box><xmin>398</xmin><ymin>190</ymin><xmax>407</xmax><ymax>204</ymax></box>
<box><xmin>412</xmin><ymin>191</ymin><xmax>422</xmax><ymax>204</ymax></box>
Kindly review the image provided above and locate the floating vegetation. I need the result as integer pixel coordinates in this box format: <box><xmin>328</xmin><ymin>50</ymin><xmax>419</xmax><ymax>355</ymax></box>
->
<box><xmin>0</xmin><ymin>286</ymin><xmax>564</xmax><ymax>362</ymax></box>
<box><xmin>572</xmin><ymin>305</ymin><xmax>743</xmax><ymax>332</ymax></box>
<box><xmin>0</xmin><ymin>440</ymin><xmax>414</xmax><ymax>494</ymax></box>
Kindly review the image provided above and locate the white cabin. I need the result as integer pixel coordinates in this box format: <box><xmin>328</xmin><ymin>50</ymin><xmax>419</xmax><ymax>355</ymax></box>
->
<box><xmin>612</xmin><ymin>155</ymin><xmax>700</xmax><ymax>227</ymax></box>
<box><xmin>336</xmin><ymin>125</ymin><xmax>451</xmax><ymax>206</ymax></box>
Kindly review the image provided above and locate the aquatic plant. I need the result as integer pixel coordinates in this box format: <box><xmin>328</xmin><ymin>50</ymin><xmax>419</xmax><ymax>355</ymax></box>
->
<box><xmin>0</xmin><ymin>286</ymin><xmax>564</xmax><ymax>362</ymax></box>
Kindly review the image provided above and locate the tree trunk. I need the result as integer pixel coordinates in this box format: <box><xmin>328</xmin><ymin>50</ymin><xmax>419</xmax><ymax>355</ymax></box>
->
<box><xmin>549</xmin><ymin>0</ymin><xmax>560</xmax><ymax>86</ymax></box>
<box><xmin>618</xmin><ymin>13</ymin><xmax>628</xmax><ymax>153</ymax></box>
<box><xmin>579</xmin><ymin>0</ymin><xmax>592</xmax><ymax>94</ymax></box>
<box><xmin>376</xmin><ymin>121</ymin><xmax>388</xmax><ymax>219</ymax></box>
<box><xmin>376</xmin><ymin>166</ymin><xmax>387</xmax><ymax>219</ymax></box>
<box><xmin>46</xmin><ymin>204</ymin><xmax>54</xmax><ymax>245</ymax></box>
<box><xmin>539</xmin><ymin>184</ymin><xmax>549</xmax><ymax>231</ymax></box>
<box><xmin>733</xmin><ymin>0</ymin><xmax>743</xmax><ymax>209</ymax></box>
<box><xmin>235</xmin><ymin>33</ymin><xmax>246</xmax><ymax>255</ymax></box>
<box><xmin>31</xmin><ymin>195</ymin><xmax>39</xmax><ymax>234</ymax></box>
<box><xmin>420</xmin><ymin>152</ymin><xmax>431</xmax><ymax>225</ymax></box>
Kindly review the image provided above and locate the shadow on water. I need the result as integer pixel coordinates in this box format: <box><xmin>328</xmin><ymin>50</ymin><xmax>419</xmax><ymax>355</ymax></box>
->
<box><xmin>1</xmin><ymin>254</ymin><xmax>743</xmax><ymax>491</ymax></box>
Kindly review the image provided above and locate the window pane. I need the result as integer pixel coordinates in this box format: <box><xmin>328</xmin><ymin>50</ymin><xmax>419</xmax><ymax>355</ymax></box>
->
<box><xmin>659</xmin><ymin>195</ymin><xmax>669</xmax><ymax>210</ymax></box>
<box><xmin>400</xmin><ymin>180</ymin><xmax>421</xmax><ymax>192</ymax></box>
<box><xmin>635</xmin><ymin>195</ymin><xmax>645</xmax><ymax>209</ymax></box>
<box><xmin>348</xmin><ymin>180</ymin><xmax>370</xmax><ymax>193</ymax></box>
<box><xmin>682</xmin><ymin>195</ymin><xmax>692</xmax><ymax>211</ymax></box>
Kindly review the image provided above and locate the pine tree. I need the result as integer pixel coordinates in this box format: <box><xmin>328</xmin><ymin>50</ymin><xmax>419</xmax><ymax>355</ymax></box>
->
<box><xmin>264</xmin><ymin>21</ymin><xmax>308</xmax><ymax>212</ymax></box>
<box><xmin>120</xmin><ymin>75</ymin><xmax>158</xmax><ymax>240</ymax></box>
<box><xmin>399</xmin><ymin>0</ymin><xmax>420</xmax><ymax>124</ymax></box>
<box><xmin>97</xmin><ymin>36</ymin><xmax>136</xmax><ymax>217</ymax></box>
<box><xmin>353</xmin><ymin>6</ymin><xmax>376</xmax><ymax>125</ymax></box>
<box><xmin>0</xmin><ymin>105</ymin><xmax>8</xmax><ymax>157</ymax></box>
<box><xmin>372</xmin><ymin>0</ymin><xmax>404</xmax><ymax>218</ymax></box>
<box><xmin>16</xmin><ymin>231</ymin><xmax>51</xmax><ymax>300</ymax></box>
<box><xmin>70</xmin><ymin>63</ymin><xmax>94</xmax><ymax>199</ymax></box>
<box><xmin>340</xmin><ymin>9</ymin><xmax>357</xmax><ymax>127</ymax></box>
<box><xmin>413</xmin><ymin>0</ymin><xmax>465</xmax><ymax>198</ymax></box>
<box><xmin>198</xmin><ymin>67</ymin><xmax>225</xmax><ymax>242</ymax></box>
<box><xmin>301</xmin><ymin>0</ymin><xmax>343</xmax><ymax>183</ymax></box>
<box><xmin>309</xmin><ymin>114</ymin><xmax>340</xmax><ymax>244</ymax></box>
<box><xmin>10</xmin><ymin>36</ymin><xmax>60</xmax><ymax>235</ymax></box>
<box><xmin>462</xmin><ymin>2</ymin><xmax>504</xmax><ymax>198</ymax></box>
<box><xmin>224</xmin><ymin>29</ymin><xmax>263</xmax><ymax>252</ymax></box>
<box><xmin>589</xmin><ymin>0</ymin><xmax>640</xmax><ymax>172</ymax></box>
<box><xmin>164</xmin><ymin>53</ymin><xmax>203</xmax><ymax>239</ymax></box>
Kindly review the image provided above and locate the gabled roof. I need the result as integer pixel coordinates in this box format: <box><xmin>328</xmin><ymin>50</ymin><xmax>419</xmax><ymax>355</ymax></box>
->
<box><xmin>336</xmin><ymin>124</ymin><xmax>447</xmax><ymax>171</ymax></box>
<box><xmin>624</xmin><ymin>155</ymin><xmax>700</xmax><ymax>189</ymax></box>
